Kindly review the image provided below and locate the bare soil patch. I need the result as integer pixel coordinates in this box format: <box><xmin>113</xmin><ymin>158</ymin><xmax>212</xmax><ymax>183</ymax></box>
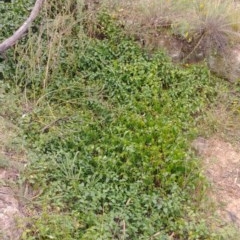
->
<box><xmin>0</xmin><ymin>169</ymin><xmax>24</xmax><ymax>240</ymax></box>
<box><xmin>192</xmin><ymin>136</ymin><xmax>240</xmax><ymax>227</ymax></box>
<box><xmin>0</xmin><ymin>117</ymin><xmax>26</xmax><ymax>240</ymax></box>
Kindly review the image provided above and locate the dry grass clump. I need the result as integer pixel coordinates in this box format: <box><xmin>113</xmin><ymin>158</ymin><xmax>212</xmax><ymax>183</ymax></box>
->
<box><xmin>14</xmin><ymin>0</ymin><xmax>84</xmax><ymax>92</ymax></box>
<box><xmin>113</xmin><ymin>0</ymin><xmax>177</xmax><ymax>41</ymax></box>
<box><xmin>124</xmin><ymin>0</ymin><xmax>175</xmax><ymax>28</ymax></box>
<box><xmin>186</xmin><ymin>0</ymin><xmax>240</xmax><ymax>57</ymax></box>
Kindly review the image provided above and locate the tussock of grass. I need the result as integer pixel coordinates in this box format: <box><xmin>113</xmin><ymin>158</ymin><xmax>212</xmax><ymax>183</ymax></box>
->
<box><xmin>189</xmin><ymin>0</ymin><xmax>240</xmax><ymax>55</ymax></box>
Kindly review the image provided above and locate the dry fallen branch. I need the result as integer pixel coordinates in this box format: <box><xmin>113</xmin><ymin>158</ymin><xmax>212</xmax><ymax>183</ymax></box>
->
<box><xmin>0</xmin><ymin>0</ymin><xmax>45</xmax><ymax>54</ymax></box>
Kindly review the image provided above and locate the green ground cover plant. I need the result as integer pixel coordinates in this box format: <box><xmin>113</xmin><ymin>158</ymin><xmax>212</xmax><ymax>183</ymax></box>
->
<box><xmin>0</xmin><ymin>0</ymin><xmax>239</xmax><ymax>239</ymax></box>
<box><xmin>17</xmin><ymin>13</ymin><xmax>220</xmax><ymax>239</ymax></box>
<box><xmin>0</xmin><ymin>0</ymin><xmax>34</xmax><ymax>42</ymax></box>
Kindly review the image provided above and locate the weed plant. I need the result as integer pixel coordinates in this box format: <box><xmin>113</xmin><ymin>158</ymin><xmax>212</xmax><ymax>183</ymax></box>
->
<box><xmin>1</xmin><ymin>0</ymin><xmax>239</xmax><ymax>239</ymax></box>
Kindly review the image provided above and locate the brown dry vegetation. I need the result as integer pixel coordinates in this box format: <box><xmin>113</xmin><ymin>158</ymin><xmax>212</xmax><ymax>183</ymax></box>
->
<box><xmin>110</xmin><ymin>0</ymin><xmax>240</xmax><ymax>62</ymax></box>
